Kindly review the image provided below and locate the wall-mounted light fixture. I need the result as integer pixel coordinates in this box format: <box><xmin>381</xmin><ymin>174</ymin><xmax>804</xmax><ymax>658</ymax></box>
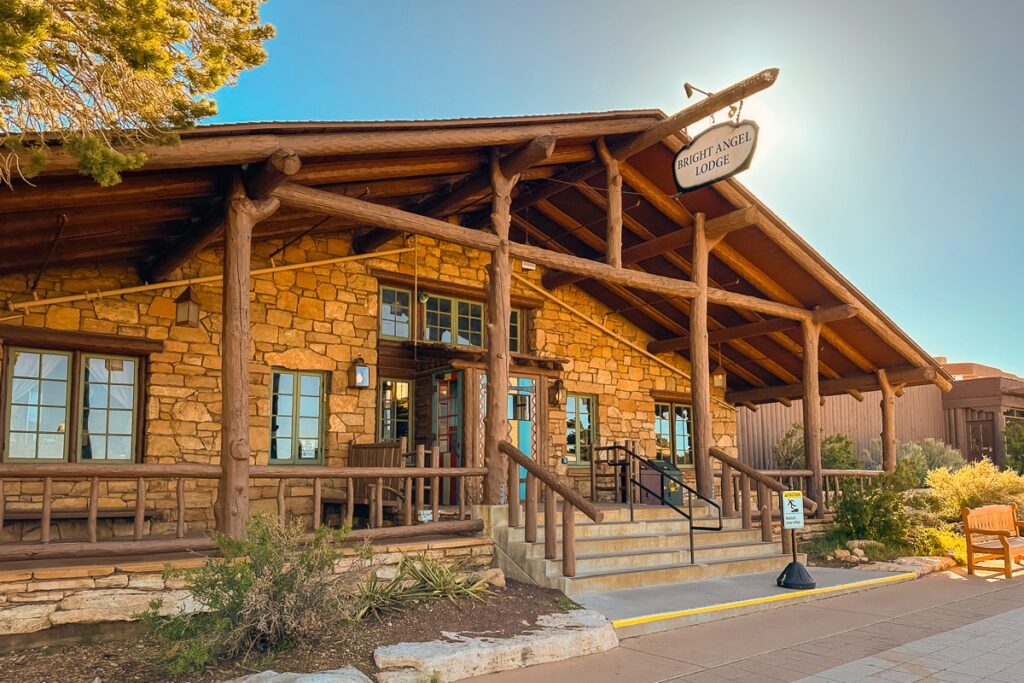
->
<box><xmin>349</xmin><ymin>357</ymin><xmax>371</xmax><ymax>388</ymax></box>
<box><xmin>548</xmin><ymin>378</ymin><xmax>566</xmax><ymax>408</ymax></box>
<box><xmin>418</xmin><ymin>291</ymin><xmax>430</xmax><ymax>304</ymax></box>
<box><xmin>175</xmin><ymin>286</ymin><xmax>201</xmax><ymax>327</ymax></box>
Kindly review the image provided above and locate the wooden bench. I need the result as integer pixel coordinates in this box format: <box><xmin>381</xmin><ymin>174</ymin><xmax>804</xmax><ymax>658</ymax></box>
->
<box><xmin>962</xmin><ymin>504</ymin><xmax>1024</xmax><ymax>578</ymax></box>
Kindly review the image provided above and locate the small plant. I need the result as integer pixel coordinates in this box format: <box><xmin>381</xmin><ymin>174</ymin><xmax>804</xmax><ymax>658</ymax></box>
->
<box><xmin>142</xmin><ymin>514</ymin><xmax>368</xmax><ymax>672</ymax></box>
<box><xmin>351</xmin><ymin>554</ymin><xmax>489</xmax><ymax>622</ymax></box>
<box><xmin>927</xmin><ymin>459</ymin><xmax>1024</xmax><ymax>520</ymax></box>
<box><xmin>907</xmin><ymin>525</ymin><xmax>967</xmax><ymax>565</ymax></box>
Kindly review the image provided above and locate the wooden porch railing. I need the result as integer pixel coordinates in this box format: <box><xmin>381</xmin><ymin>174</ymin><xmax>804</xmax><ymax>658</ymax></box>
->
<box><xmin>499</xmin><ymin>440</ymin><xmax>603</xmax><ymax>578</ymax></box>
<box><xmin>0</xmin><ymin>459</ymin><xmax>487</xmax><ymax>563</ymax></box>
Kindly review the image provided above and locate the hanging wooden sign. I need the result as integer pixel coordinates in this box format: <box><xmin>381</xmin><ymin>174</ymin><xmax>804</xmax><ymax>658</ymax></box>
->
<box><xmin>673</xmin><ymin>120</ymin><xmax>759</xmax><ymax>192</ymax></box>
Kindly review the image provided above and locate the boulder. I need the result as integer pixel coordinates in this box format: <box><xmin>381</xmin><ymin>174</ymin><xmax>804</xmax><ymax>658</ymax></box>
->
<box><xmin>0</xmin><ymin>603</ymin><xmax>57</xmax><ymax>635</ymax></box>
<box><xmin>852</xmin><ymin>548</ymin><xmax>866</xmax><ymax>559</ymax></box>
<box><xmin>833</xmin><ymin>549</ymin><xmax>852</xmax><ymax>561</ymax></box>
<box><xmin>477</xmin><ymin>568</ymin><xmax>506</xmax><ymax>589</ymax></box>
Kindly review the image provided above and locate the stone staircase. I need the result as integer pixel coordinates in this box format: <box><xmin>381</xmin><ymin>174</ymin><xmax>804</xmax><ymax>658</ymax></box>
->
<box><xmin>490</xmin><ymin>503</ymin><xmax>799</xmax><ymax>596</ymax></box>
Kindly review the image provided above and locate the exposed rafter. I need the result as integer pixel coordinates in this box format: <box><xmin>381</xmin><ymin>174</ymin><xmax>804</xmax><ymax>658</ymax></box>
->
<box><xmin>726</xmin><ymin>365</ymin><xmax>940</xmax><ymax>404</ymax></box>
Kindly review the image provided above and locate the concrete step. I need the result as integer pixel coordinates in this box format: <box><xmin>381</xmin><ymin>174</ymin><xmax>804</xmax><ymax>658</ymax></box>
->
<box><xmin>501</xmin><ymin>516</ymin><xmax>742</xmax><ymax>544</ymax></box>
<box><xmin>530</xmin><ymin>504</ymin><xmax>719</xmax><ymax>525</ymax></box>
<box><xmin>556</xmin><ymin>553</ymin><xmax>800</xmax><ymax>595</ymax></box>
<box><xmin>520</xmin><ymin>528</ymin><xmax>766</xmax><ymax>557</ymax></box>
<box><xmin>540</xmin><ymin>540</ymin><xmax>783</xmax><ymax>575</ymax></box>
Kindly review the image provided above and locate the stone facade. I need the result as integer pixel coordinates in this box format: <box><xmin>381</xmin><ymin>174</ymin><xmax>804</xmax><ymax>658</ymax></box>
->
<box><xmin>0</xmin><ymin>537</ymin><xmax>494</xmax><ymax>636</ymax></box>
<box><xmin>0</xmin><ymin>234</ymin><xmax>736</xmax><ymax>532</ymax></box>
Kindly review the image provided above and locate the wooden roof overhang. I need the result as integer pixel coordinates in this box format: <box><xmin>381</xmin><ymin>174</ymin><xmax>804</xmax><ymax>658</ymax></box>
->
<box><xmin>0</xmin><ymin>106</ymin><xmax>950</xmax><ymax>405</ymax></box>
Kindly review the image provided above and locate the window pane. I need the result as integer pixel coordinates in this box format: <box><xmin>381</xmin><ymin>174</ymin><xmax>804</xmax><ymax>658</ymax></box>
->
<box><xmin>82</xmin><ymin>435</ymin><xmax>106</xmax><ymax>460</ymax></box>
<box><xmin>10</xmin><ymin>405</ymin><xmax>37</xmax><ymax>432</ymax></box>
<box><xmin>39</xmin><ymin>407</ymin><xmax>65</xmax><ymax>433</ymax></box>
<box><xmin>86</xmin><ymin>384</ymin><xmax>108</xmax><ymax>408</ymax></box>
<box><xmin>273</xmin><ymin>394</ymin><xmax>293</xmax><ymax>417</ymax></box>
<box><xmin>299</xmin><ymin>374</ymin><xmax>321</xmax><ymax>397</ymax></box>
<box><xmin>272</xmin><ymin>372</ymin><xmax>293</xmax><ymax>395</ymax></box>
<box><xmin>381</xmin><ymin>287</ymin><xmax>411</xmax><ymax>339</ymax></box>
<box><xmin>41</xmin><ymin>354</ymin><xmax>68</xmax><ymax>380</ymax></box>
<box><xmin>299</xmin><ymin>395</ymin><xmax>320</xmax><ymax>418</ymax></box>
<box><xmin>298</xmin><ymin>417</ymin><xmax>319</xmax><ymax>439</ymax></box>
<box><xmin>86</xmin><ymin>409</ymin><xmax>106</xmax><ymax>434</ymax></box>
<box><xmin>11</xmin><ymin>378</ymin><xmax>39</xmax><ymax>405</ymax></box>
<box><xmin>109</xmin><ymin>359</ymin><xmax>136</xmax><ymax>384</ymax></box>
<box><xmin>271</xmin><ymin>438</ymin><xmax>292</xmax><ymax>460</ymax></box>
<box><xmin>299</xmin><ymin>439</ymin><xmax>318</xmax><ymax>460</ymax></box>
<box><xmin>40</xmin><ymin>380</ymin><xmax>67</xmax><ymax>406</ymax></box>
<box><xmin>38</xmin><ymin>434</ymin><xmax>64</xmax><ymax>459</ymax></box>
<box><xmin>109</xmin><ymin>384</ymin><xmax>134</xmax><ymax>410</ymax></box>
<box><xmin>107</xmin><ymin>436</ymin><xmax>132</xmax><ymax>460</ymax></box>
<box><xmin>86</xmin><ymin>357</ymin><xmax>109</xmax><ymax>383</ymax></box>
<box><xmin>13</xmin><ymin>351</ymin><xmax>40</xmax><ymax>378</ymax></box>
<box><xmin>108</xmin><ymin>410</ymin><xmax>133</xmax><ymax>435</ymax></box>
<box><xmin>9</xmin><ymin>432</ymin><xmax>36</xmax><ymax>458</ymax></box>
<box><xmin>271</xmin><ymin>416</ymin><xmax>292</xmax><ymax>437</ymax></box>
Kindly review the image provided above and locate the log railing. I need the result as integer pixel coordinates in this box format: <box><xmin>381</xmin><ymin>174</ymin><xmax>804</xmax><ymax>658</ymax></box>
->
<box><xmin>0</xmin><ymin>460</ymin><xmax>487</xmax><ymax>563</ymax></box>
<box><xmin>499</xmin><ymin>440</ymin><xmax>603</xmax><ymax>578</ymax></box>
<box><xmin>710</xmin><ymin>447</ymin><xmax>819</xmax><ymax>555</ymax></box>
<box><xmin>719</xmin><ymin>464</ymin><xmax>882</xmax><ymax>517</ymax></box>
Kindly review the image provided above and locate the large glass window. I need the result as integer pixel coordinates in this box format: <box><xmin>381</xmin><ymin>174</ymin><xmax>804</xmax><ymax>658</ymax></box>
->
<box><xmin>378</xmin><ymin>378</ymin><xmax>412</xmax><ymax>442</ymax></box>
<box><xmin>380</xmin><ymin>287</ymin><xmax>412</xmax><ymax>339</ymax></box>
<box><xmin>424</xmin><ymin>296</ymin><xmax>454</xmax><ymax>343</ymax></box>
<box><xmin>5</xmin><ymin>349</ymin><xmax>71</xmax><ymax>460</ymax></box>
<box><xmin>270</xmin><ymin>370</ymin><xmax>325</xmax><ymax>464</ymax></box>
<box><xmin>566</xmin><ymin>393</ymin><xmax>597</xmax><ymax>465</ymax></box>
<box><xmin>4</xmin><ymin>348</ymin><xmax>142</xmax><ymax>462</ymax></box>
<box><xmin>80</xmin><ymin>355</ymin><xmax>137</xmax><ymax>461</ymax></box>
<box><xmin>654</xmin><ymin>402</ymin><xmax>693</xmax><ymax>467</ymax></box>
<box><xmin>456</xmin><ymin>300</ymin><xmax>483</xmax><ymax>347</ymax></box>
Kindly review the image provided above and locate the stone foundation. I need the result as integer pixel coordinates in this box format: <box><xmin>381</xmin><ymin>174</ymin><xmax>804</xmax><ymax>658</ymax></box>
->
<box><xmin>0</xmin><ymin>536</ymin><xmax>493</xmax><ymax>636</ymax></box>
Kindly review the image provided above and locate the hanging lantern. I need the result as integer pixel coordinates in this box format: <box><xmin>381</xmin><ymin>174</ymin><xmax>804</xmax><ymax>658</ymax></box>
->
<box><xmin>349</xmin><ymin>357</ymin><xmax>371</xmax><ymax>388</ymax></box>
<box><xmin>548</xmin><ymin>378</ymin><xmax>566</xmax><ymax>407</ymax></box>
<box><xmin>712</xmin><ymin>365</ymin><xmax>727</xmax><ymax>390</ymax></box>
<box><xmin>175</xmin><ymin>286</ymin><xmax>201</xmax><ymax>327</ymax></box>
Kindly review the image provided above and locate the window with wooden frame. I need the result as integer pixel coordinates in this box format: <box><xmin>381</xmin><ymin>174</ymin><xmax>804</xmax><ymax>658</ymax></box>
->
<box><xmin>378</xmin><ymin>377</ymin><xmax>413</xmax><ymax>442</ymax></box>
<box><xmin>654</xmin><ymin>401</ymin><xmax>693</xmax><ymax>467</ymax></box>
<box><xmin>270</xmin><ymin>369</ymin><xmax>326</xmax><ymax>464</ymax></box>
<box><xmin>509</xmin><ymin>309</ymin><xmax>522</xmax><ymax>353</ymax></box>
<box><xmin>379</xmin><ymin>286</ymin><xmax>412</xmax><ymax>340</ymax></box>
<box><xmin>423</xmin><ymin>293</ymin><xmax>523</xmax><ymax>351</ymax></box>
<box><xmin>3</xmin><ymin>347</ymin><xmax>143</xmax><ymax>462</ymax></box>
<box><xmin>565</xmin><ymin>393</ymin><xmax>597</xmax><ymax>466</ymax></box>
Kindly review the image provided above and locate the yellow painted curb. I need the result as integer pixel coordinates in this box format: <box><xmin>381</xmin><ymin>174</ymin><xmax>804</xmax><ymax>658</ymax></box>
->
<box><xmin>611</xmin><ymin>572</ymin><xmax>919</xmax><ymax>629</ymax></box>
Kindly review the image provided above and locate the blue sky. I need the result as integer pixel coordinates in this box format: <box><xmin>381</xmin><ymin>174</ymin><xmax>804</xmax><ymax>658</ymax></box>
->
<box><xmin>212</xmin><ymin>1</ymin><xmax>1024</xmax><ymax>375</ymax></box>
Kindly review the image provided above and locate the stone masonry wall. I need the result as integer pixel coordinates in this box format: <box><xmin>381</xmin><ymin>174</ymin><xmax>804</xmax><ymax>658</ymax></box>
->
<box><xmin>0</xmin><ymin>234</ymin><xmax>736</xmax><ymax>532</ymax></box>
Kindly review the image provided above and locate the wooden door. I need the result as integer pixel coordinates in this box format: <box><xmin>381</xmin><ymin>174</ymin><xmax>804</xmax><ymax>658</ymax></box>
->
<box><xmin>966</xmin><ymin>418</ymin><xmax>995</xmax><ymax>462</ymax></box>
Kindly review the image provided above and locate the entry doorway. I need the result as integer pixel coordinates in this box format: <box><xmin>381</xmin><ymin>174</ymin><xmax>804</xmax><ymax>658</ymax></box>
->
<box><xmin>432</xmin><ymin>370</ymin><xmax>462</xmax><ymax>505</ymax></box>
<box><xmin>966</xmin><ymin>418</ymin><xmax>995</xmax><ymax>462</ymax></box>
<box><xmin>507</xmin><ymin>376</ymin><xmax>537</xmax><ymax>500</ymax></box>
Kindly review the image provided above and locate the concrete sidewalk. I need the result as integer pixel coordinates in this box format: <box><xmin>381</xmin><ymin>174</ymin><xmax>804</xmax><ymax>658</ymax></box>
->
<box><xmin>470</xmin><ymin>569</ymin><xmax>1024</xmax><ymax>682</ymax></box>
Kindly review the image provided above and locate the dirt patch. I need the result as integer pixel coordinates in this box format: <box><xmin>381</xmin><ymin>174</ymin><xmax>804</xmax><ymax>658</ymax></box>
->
<box><xmin>0</xmin><ymin>581</ymin><xmax>571</xmax><ymax>683</ymax></box>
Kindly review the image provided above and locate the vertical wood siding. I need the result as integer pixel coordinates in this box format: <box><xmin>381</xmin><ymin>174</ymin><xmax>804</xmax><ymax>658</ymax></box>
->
<box><xmin>737</xmin><ymin>384</ymin><xmax>946</xmax><ymax>468</ymax></box>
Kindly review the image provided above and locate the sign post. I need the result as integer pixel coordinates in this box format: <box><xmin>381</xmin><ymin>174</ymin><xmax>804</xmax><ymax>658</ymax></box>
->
<box><xmin>776</xmin><ymin>490</ymin><xmax>815</xmax><ymax>590</ymax></box>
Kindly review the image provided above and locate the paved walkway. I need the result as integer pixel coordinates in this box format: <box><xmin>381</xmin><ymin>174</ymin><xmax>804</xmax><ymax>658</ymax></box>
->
<box><xmin>470</xmin><ymin>568</ymin><xmax>1024</xmax><ymax>683</ymax></box>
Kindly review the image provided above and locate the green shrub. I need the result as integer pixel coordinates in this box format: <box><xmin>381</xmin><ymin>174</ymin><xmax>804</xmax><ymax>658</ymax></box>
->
<box><xmin>772</xmin><ymin>423</ymin><xmax>862</xmax><ymax>470</ymax></box>
<box><xmin>1005</xmin><ymin>423</ymin><xmax>1024</xmax><ymax>474</ymax></box>
<box><xmin>864</xmin><ymin>438</ymin><xmax>963</xmax><ymax>477</ymax></box>
<box><xmin>907</xmin><ymin>525</ymin><xmax>967</xmax><ymax>565</ymax></box>
<box><xmin>142</xmin><ymin>514</ymin><xmax>367</xmax><ymax>671</ymax></box>
<box><xmin>927</xmin><ymin>459</ymin><xmax>1024</xmax><ymax>520</ymax></box>
<box><xmin>832</xmin><ymin>477</ymin><xmax>909</xmax><ymax>546</ymax></box>
<box><xmin>918</xmin><ymin>439</ymin><xmax>965</xmax><ymax>471</ymax></box>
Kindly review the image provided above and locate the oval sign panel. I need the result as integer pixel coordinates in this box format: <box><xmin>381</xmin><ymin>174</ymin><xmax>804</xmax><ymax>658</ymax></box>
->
<box><xmin>673</xmin><ymin>120</ymin><xmax>759</xmax><ymax>193</ymax></box>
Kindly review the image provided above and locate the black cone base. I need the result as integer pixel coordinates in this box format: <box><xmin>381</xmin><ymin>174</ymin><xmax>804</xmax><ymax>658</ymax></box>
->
<box><xmin>776</xmin><ymin>561</ymin><xmax>816</xmax><ymax>590</ymax></box>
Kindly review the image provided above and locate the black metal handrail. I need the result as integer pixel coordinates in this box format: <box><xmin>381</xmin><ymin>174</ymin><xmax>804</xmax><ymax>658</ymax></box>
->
<box><xmin>593</xmin><ymin>444</ymin><xmax>722</xmax><ymax>564</ymax></box>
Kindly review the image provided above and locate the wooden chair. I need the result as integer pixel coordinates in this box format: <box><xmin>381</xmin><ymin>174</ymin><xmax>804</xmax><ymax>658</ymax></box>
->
<box><xmin>322</xmin><ymin>440</ymin><xmax>409</xmax><ymax>525</ymax></box>
<box><xmin>962</xmin><ymin>504</ymin><xmax>1024</xmax><ymax>578</ymax></box>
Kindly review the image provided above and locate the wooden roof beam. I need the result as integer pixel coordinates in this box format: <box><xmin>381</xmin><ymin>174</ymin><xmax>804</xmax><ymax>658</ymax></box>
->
<box><xmin>353</xmin><ymin>136</ymin><xmax>557</xmax><ymax>253</ymax></box>
<box><xmin>466</xmin><ymin>68</ymin><xmax>779</xmax><ymax>229</ymax></box>
<box><xmin>543</xmin><ymin>206</ymin><xmax>757</xmax><ymax>290</ymax></box>
<box><xmin>647</xmin><ymin>317</ymin><xmax>801</xmax><ymax>354</ymax></box>
<box><xmin>142</xmin><ymin>149</ymin><xmax>299</xmax><ymax>282</ymax></box>
<box><xmin>272</xmin><ymin>182</ymin><xmax>818</xmax><ymax>322</ymax></box>
<box><xmin>726</xmin><ymin>365</ymin><xmax>938</xmax><ymax>404</ymax></box>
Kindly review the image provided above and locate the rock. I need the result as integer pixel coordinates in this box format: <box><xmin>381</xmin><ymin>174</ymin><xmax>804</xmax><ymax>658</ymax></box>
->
<box><xmin>833</xmin><ymin>549</ymin><xmax>852</xmax><ymax>561</ymax></box>
<box><xmin>0</xmin><ymin>603</ymin><xmax>57</xmax><ymax>635</ymax></box>
<box><xmin>858</xmin><ymin>556</ymin><xmax>956</xmax><ymax>576</ymax></box>
<box><xmin>852</xmin><ymin>548</ymin><xmax>865</xmax><ymax>558</ymax></box>
<box><xmin>859</xmin><ymin>556</ymin><xmax>870</xmax><ymax>563</ymax></box>
<box><xmin>847</xmin><ymin>540</ymin><xmax>885</xmax><ymax>553</ymax></box>
<box><xmin>374</xmin><ymin>610</ymin><xmax>617</xmax><ymax>682</ymax></box>
<box><xmin>825</xmin><ymin>555</ymin><xmax>834</xmax><ymax>562</ymax></box>
<box><xmin>478</xmin><ymin>568</ymin><xmax>506</xmax><ymax>589</ymax></box>
<box><xmin>222</xmin><ymin>668</ymin><xmax>372</xmax><ymax>682</ymax></box>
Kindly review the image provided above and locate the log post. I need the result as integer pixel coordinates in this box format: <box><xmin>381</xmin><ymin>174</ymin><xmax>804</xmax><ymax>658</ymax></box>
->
<box><xmin>802</xmin><ymin>319</ymin><xmax>824</xmax><ymax>518</ymax></box>
<box><xmin>690</xmin><ymin>213</ymin><xmax>713</xmax><ymax>498</ymax></box>
<box><xmin>596</xmin><ymin>139</ymin><xmax>623</xmax><ymax>268</ymax></box>
<box><xmin>878</xmin><ymin>369</ymin><xmax>897</xmax><ymax>473</ymax></box>
<box><xmin>483</xmin><ymin>149</ymin><xmax>516</xmax><ymax>505</ymax></box>
<box><xmin>214</xmin><ymin>176</ymin><xmax>280</xmax><ymax>539</ymax></box>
